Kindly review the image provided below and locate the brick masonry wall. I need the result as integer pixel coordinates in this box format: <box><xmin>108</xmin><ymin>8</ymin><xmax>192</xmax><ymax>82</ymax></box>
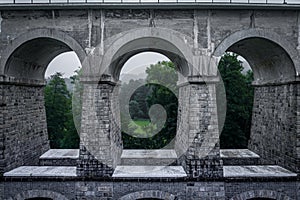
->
<box><xmin>249</xmin><ymin>84</ymin><xmax>299</xmax><ymax>174</ymax></box>
<box><xmin>0</xmin><ymin>84</ymin><xmax>49</xmax><ymax>174</ymax></box>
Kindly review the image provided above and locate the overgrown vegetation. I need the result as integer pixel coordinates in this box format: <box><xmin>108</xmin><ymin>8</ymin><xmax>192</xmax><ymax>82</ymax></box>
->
<box><xmin>44</xmin><ymin>72</ymin><xmax>79</xmax><ymax>149</ymax></box>
<box><xmin>120</xmin><ymin>61</ymin><xmax>178</xmax><ymax>149</ymax></box>
<box><xmin>45</xmin><ymin>54</ymin><xmax>254</xmax><ymax>150</ymax></box>
<box><xmin>217</xmin><ymin>53</ymin><xmax>254</xmax><ymax>149</ymax></box>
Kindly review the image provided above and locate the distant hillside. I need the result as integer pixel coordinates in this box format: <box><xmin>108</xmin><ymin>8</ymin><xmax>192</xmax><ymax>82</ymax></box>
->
<box><xmin>64</xmin><ymin>78</ymin><xmax>74</xmax><ymax>92</ymax></box>
<box><xmin>46</xmin><ymin>77</ymin><xmax>74</xmax><ymax>92</ymax></box>
<box><xmin>120</xmin><ymin>73</ymin><xmax>147</xmax><ymax>83</ymax></box>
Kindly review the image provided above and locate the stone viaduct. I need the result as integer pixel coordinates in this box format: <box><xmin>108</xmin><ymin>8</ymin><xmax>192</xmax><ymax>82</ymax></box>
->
<box><xmin>0</xmin><ymin>2</ymin><xmax>299</xmax><ymax>199</ymax></box>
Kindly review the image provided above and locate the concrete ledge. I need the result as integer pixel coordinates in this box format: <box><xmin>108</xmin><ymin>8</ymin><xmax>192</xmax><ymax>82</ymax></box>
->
<box><xmin>3</xmin><ymin>166</ymin><xmax>77</xmax><ymax>177</ymax></box>
<box><xmin>221</xmin><ymin>149</ymin><xmax>260</xmax><ymax>165</ymax></box>
<box><xmin>121</xmin><ymin>149</ymin><xmax>178</xmax><ymax>166</ymax></box>
<box><xmin>112</xmin><ymin>166</ymin><xmax>187</xmax><ymax>178</ymax></box>
<box><xmin>223</xmin><ymin>165</ymin><xmax>298</xmax><ymax>178</ymax></box>
<box><xmin>40</xmin><ymin>149</ymin><xmax>79</xmax><ymax>159</ymax></box>
<box><xmin>121</xmin><ymin>149</ymin><xmax>177</xmax><ymax>159</ymax></box>
<box><xmin>39</xmin><ymin>149</ymin><xmax>79</xmax><ymax>166</ymax></box>
<box><xmin>220</xmin><ymin>149</ymin><xmax>260</xmax><ymax>158</ymax></box>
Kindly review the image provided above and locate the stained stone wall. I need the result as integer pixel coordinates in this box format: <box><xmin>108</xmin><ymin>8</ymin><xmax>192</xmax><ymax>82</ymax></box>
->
<box><xmin>176</xmin><ymin>82</ymin><xmax>222</xmax><ymax>178</ymax></box>
<box><xmin>225</xmin><ymin>180</ymin><xmax>298</xmax><ymax>200</ymax></box>
<box><xmin>249</xmin><ymin>83</ymin><xmax>299</xmax><ymax>173</ymax></box>
<box><xmin>39</xmin><ymin>158</ymin><xmax>77</xmax><ymax>166</ymax></box>
<box><xmin>78</xmin><ymin>81</ymin><xmax>122</xmax><ymax>177</ymax></box>
<box><xmin>0</xmin><ymin>80</ymin><xmax>49</xmax><ymax>174</ymax></box>
<box><xmin>2</xmin><ymin>179</ymin><xmax>299</xmax><ymax>199</ymax></box>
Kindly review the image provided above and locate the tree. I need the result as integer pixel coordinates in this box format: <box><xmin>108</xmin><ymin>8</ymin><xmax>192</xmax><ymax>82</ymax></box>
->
<box><xmin>121</xmin><ymin>61</ymin><xmax>178</xmax><ymax>149</ymax></box>
<box><xmin>145</xmin><ymin>61</ymin><xmax>178</xmax><ymax>148</ymax></box>
<box><xmin>217</xmin><ymin>53</ymin><xmax>254</xmax><ymax>149</ymax></box>
<box><xmin>44</xmin><ymin>72</ymin><xmax>79</xmax><ymax>149</ymax></box>
<box><xmin>70</xmin><ymin>68</ymin><xmax>83</xmax><ymax>134</ymax></box>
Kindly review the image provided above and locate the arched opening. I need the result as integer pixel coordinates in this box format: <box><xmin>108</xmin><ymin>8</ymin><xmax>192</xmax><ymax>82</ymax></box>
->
<box><xmin>215</xmin><ymin>33</ymin><xmax>297</xmax><ymax>172</ymax></box>
<box><xmin>107</xmin><ymin>37</ymin><xmax>190</xmax><ymax>171</ymax></box>
<box><xmin>118</xmin><ymin>190</ymin><xmax>177</xmax><ymax>200</ymax></box>
<box><xmin>119</xmin><ymin>51</ymin><xmax>178</xmax><ymax>150</ymax></box>
<box><xmin>5</xmin><ymin>38</ymin><xmax>73</xmax><ymax>80</ymax></box>
<box><xmin>78</xmin><ymin>28</ymin><xmax>195</xmax><ymax>177</ymax></box>
<box><xmin>1</xmin><ymin>34</ymin><xmax>85</xmax><ymax>173</ymax></box>
<box><xmin>45</xmin><ymin>51</ymin><xmax>81</xmax><ymax>149</ymax></box>
<box><xmin>229</xmin><ymin>189</ymin><xmax>293</xmax><ymax>200</ymax></box>
<box><xmin>217</xmin><ymin>53</ymin><xmax>254</xmax><ymax>150</ymax></box>
<box><xmin>7</xmin><ymin>190</ymin><xmax>70</xmax><ymax>200</ymax></box>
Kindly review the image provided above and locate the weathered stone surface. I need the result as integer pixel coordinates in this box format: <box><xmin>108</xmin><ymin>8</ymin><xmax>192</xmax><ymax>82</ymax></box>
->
<box><xmin>39</xmin><ymin>149</ymin><xmax>79</xmax><ymax>166</ymax></box>
<box><xmin>112</xmin><ymin>165</ymin><xmax>187</xmax><ymax>178</ymax></box>
<box><xmin>224</xmin><ymin>165</ymin><xmax>297</xmax><ymax>178</ymax></box>
<box><xmin>120</xmin><ymin>149</ymin><xmax>177</xmax><ymax>166</ymax></box>
<box><xmin>3</xmin><ymin>166</ymin><xmax>77</xmax><ymax>177</ymax></box>
<box><xmin>1</xmin><ymin>84</ymin><xmax>50</xmax><ymax>173</ymax></box>
<box><xmin>249</xmin><ymin>84</ymin><xmax>299</xmax><ymax>174</ymax></box>
<box><xmin>220</xmin><ymin>149</ymin><xmax>260</xmax><ymax>165</ymax></box>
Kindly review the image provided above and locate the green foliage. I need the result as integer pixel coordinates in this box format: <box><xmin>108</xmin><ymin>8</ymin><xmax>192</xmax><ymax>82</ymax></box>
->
<box><xmin>146</xmin><ymin>61</ymin><xmax>178</xmax><ymax>91</ymax></box>
<box><xmin>44</xmin><ymin>72</ymin><xmax>79</xmax><ymax>149</ymax></box>
<box><xmin>133</xmin><ymin>120</ymin><xmax>151</xmax><ymax>127</ymax></box>
<box><xmin>121</xmin><ymin>61</ymin><xmax>178</xmax><ymax>149</ymax></box>
<box><xmin>70</xmin><ymin>68</ymin><xmax>83</xmax><ymax>133</ymax></box>
<box><xmin>217</xmin><ymin>53</ymin><xmax>254</xmax><ymax>149</ymax></box>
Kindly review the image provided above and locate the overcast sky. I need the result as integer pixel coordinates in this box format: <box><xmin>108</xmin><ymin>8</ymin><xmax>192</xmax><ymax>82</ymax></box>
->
<box><xmin>45</xmin><ymin>52</ymin><xmax>81</xmax><ymax>78</ymax></box>
<box><xmin>46</xmin><ymin>51</ymin><xmax>170</xmax><ymax>78</ymax></box>
<box><xmin>46</xmin><ymin>51</ymin><xmax>251</xmax><ymax>78</ymax></box>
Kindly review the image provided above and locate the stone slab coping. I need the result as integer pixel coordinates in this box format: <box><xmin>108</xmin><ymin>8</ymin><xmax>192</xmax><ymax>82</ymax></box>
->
<box><xmin>220</xmin><ymin>149</ymin><xmax>260</xmax><ymax>158</ymax></box>
<box><xmin>223</xmin><ymin>165</ymin><xmax>297</xmax><ymax>178</ymax></box>
<box><xmin>112</xmin><ymin>166</ymin><xmax>187</xmax><ymax>178</ymax></box>
<box><xmin>121</xmin><ymin>149</ymin><xmax>177</xmax><ymax>159</ymax></box>
<box><xmin>3</xmin><ymin>166</ymin><xmax>77</xmax><ymax>177</ymax></box>
<box><xmin>40</xmin><ymin>149</ymin><xmax>79</xmax><ymax>159</ymax></box>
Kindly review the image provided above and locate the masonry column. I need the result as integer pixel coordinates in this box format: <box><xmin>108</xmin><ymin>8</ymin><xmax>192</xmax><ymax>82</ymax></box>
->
<box><xmin>176</xmin><ymin>78</ymin><xmax>223</xmax><ymax>178</ymax></box>
<box><xmin>77</xmin><ymin>75</ymin><xmax>122</xmax><ymax>177</ymax></box>
<box><xmin>249</xmin><ymin>81</ymin><xmax>300</xmax><ymax>174</ymax></box>
<box><xmin>0</xmin><ymin>76</ymin><xmax>50</xmax><ymax>175</ymax></box>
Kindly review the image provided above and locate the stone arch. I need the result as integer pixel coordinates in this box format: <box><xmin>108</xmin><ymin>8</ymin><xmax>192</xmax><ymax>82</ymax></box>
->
<box><xmin>0</xmin><ymin>28</ymin><xmax>86</xmax><ymax>174</ymax></box>
<box><xmin>119</xmin><ymin>190</ymin><xmax>177</xmax><ymax>200</ymax></box>
<box><xmin>229</xmin><ymin>190</ymin><xmax>294</xmax><ymax>200</ymax></box>
<box><xmin>214</xmin><ymin>28</ymin><xmax>299</xmax><ymax>174</ymax></box>
<box><xmin>0</xmin><ymin>28</ymin><xmax>86</xmax><ymax>81</ymax></box>
<box><xmin>6</xmin><ymin>190</ymin><xmax>69</xmax><ymax>200</ymax></box>
<box><xmin>78</xmin><ymin>27</ymin><xmax>223</xmax><ymax>177</ymax></box>
<box><xmin>213</xmin><ymin>28</ymin><xmax>298</xmax><ymax>85</ymax></box>
<box><xmin>98</xmin><ymin>27</ymin><xmax>194</xmax><ymax>81</ymax></box>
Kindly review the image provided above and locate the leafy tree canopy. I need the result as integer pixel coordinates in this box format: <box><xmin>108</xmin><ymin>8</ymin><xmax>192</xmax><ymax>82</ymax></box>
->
<box><xmin>44</xmin><ymin>72</ymin><xmax>79</xmax><ymax>149</ymax></box>
<box><xmin>217</xmin><ymin>53</ymin><xmax>254</xmax><ymax>149</ymax></box>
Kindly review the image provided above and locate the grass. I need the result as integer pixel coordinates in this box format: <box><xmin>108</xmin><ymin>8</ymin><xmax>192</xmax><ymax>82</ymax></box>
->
<box><xmin>128</xmin><ymin>120</ymin><xmax>152</xmax><ymax>135</ymax></box>
<box><xmin>133</xmin><ymin>120</ymin><xmax>151</xmax><ymax>127</ymax></box>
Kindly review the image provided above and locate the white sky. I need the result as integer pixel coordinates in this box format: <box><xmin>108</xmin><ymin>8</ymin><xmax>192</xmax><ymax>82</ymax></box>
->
<box><xmin>45</xmin><ymin>51</ymin><xmax>251</xmax><ymax>78</ymax></box>
<box><xmin>121</xmin><ymin>52</ymin><xmax>170</xmax><ymax>75</ymax></box>
<box><xmin>46</xmin><ymin>51</ymin><xmax>170</xmax><ymax>78</ymax></box>
<box><xmin>45</xmin><ymin>51</ymin><xmax>81</xmax><ymax>78</ymax></box>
